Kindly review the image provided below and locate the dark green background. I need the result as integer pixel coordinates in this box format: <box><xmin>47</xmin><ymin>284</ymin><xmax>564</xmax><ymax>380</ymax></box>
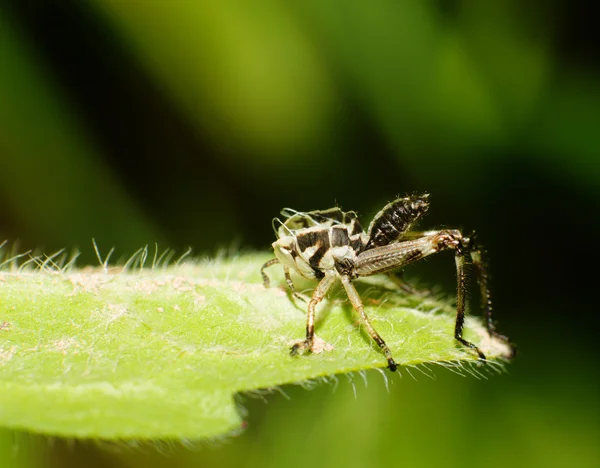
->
<box><xmin>1</xmin><ymin>1</ymin><xmax>598</xmax><ymax>467</ymax></box>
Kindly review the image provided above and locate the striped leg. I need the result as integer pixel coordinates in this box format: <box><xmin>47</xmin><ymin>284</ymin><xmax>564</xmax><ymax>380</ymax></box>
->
<box><xmin>284</xmin><ymin>266</ymin><xmax>310</xmax><ymax>303</ymax></box>
<box><xmin>290</xmin><ymin>271</ymin><xmax>337</xmax><ymax>356</ymax></box>
<box><xmin>261</xmin><ymin>258</ymin><xmax>279</xmax><ymax>288</ymax></box>
<box><xmin>261</xmin><ymin>258</ymin><xmax>310</xmax><ymax>303</ymax></box>
<box><xmin>340</xmin><ymin>275</ymin><xmax>397</xmax><ymax>371</ymax></box>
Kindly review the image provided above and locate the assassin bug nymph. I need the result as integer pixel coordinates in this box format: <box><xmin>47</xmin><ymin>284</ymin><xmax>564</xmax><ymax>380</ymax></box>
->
<box><xmin>261</xmin><ymin>193</ymin><xmax>513</xmax><ymax>371</ymax></box>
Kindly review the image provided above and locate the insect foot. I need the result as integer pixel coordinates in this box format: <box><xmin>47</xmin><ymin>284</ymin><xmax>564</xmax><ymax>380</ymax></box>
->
<box><xmin>290</xmin><ymin>336</ymin><xmax>335</xmax><ymax>357</ymax></box>
<box><xmin>455</xmin><ymin>337</ymin><xmax>487</xmax><ymax>364</ymax></box>
<box><xmin>290</xmin><ymin>339</ymin><xmax>312</xmax><ymax>356</ymax></box>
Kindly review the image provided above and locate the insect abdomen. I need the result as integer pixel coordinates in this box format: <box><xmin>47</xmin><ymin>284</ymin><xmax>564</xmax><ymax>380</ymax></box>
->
<box><xmin>365</xmin><ymin>195</ymin><xmax>430</xmax><ymax>250</ymax></box>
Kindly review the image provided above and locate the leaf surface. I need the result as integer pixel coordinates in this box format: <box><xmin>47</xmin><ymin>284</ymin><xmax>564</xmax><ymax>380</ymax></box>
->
<box><xmin>0</xmin><ymin>254</ymin><xmax>511</xmax><ymax>439</ymax></box>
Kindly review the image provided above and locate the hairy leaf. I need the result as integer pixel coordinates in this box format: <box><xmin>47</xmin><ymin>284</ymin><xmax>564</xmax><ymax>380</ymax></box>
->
<box><xmin>0</xmin><ymin>252</ymin><xmax>511</xmax><ymax>439</ymax></box>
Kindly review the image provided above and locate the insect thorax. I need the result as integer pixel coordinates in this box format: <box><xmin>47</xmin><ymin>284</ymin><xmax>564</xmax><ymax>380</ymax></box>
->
<box><xmin>273</xmin><ymin>209</ymin><xmax>366</xmax><ymax>279</ymax></box>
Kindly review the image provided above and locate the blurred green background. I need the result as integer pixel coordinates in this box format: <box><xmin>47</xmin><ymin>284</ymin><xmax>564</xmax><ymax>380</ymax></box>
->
<box><xmin>0</xmin><ymin>1</ymin><xmax>598</xmax><ymax>467</ymax></box>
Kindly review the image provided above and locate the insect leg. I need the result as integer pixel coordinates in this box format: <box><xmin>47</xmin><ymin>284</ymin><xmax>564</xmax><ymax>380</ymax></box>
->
<box><xmin>387</xmin><ymin>270</ymin><xmax>429</xmax><ymax>296</ymax></box>
<box><xmin>283</xmin><ymin>265</ymin><xmax>294</xmax><ymax>290</ymax></box>
<box><xmin>340</xmin><ymin>275</ymin><xmax>397</xmax><ymax>372</ymax></box>
<box><xmin>283</xmin><ymin>266</ymin><xmax>310</xmax><ymax>304</ymax></box>
<box><xmin>453</xmin><ymin>247</ymin><xmax>486</xmax><ymax>361</ymax></box>
<box><xmin>468</xmin><ymin>244</ymin><xmax>516</xmax><ymax>357</ymax></box>
<box><xmin>354</xmin><ymin>234</ymin><xmax>441</xmax><ymax>277</ymax></box>
<box><xmin>290</xmin><ymin>271</ymin><xmax>337</xmax><ymax>356</ymax></box>
<box><xmin>260</xmin><ymin>258</ymin><xmax>279</xmax><ymax>288</ymax></box>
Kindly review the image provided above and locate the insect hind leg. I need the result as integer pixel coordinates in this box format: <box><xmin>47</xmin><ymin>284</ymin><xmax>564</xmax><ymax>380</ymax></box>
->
<box><xmin>447</xmin><ymin>234</ymin><xmax>487</xmax><ymax>362</ymax></box>
<box><xmin>466</xmin><ymin>235</ymin><xmax>517</xmax><ymax>358</ymax></box>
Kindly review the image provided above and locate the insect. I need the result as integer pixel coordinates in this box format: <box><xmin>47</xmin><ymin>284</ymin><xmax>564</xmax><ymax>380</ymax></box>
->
<box><xmin>261</xmin><ymin>193</ymin><xmax>513</xmax><ymax>371</ymax></box>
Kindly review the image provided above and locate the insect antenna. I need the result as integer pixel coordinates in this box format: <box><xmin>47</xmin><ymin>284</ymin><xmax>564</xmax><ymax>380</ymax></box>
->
<box><xmin>280</xmin><ymin>207</ymin><xmax>301</xmax><ymax>218</ymax></box>
<box><xmin>271</xmin><ymin>217</ymin><xmax>284</xmax><ymax>235</ymax></box>
<box><xmin>271</xmin><ymin>217</ymin><xmax>296</xmax><ymax>238</ymax></box>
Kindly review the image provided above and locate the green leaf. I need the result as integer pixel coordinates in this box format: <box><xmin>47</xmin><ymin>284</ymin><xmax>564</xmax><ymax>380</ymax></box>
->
<box><xmin>0</xmin><ymin>251</ymin><xmax>511</xmax><ymax>440</ymax></box>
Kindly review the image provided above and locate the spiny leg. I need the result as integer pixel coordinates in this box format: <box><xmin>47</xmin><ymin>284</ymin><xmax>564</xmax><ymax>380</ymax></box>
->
<box><xmin>290</xmin><ymin>271</ymin><xmax>337</xmax><ymax>356</ymax></box>
<box><xmin>469</xmin><ymin>247</ymin><xmax>516</xmax><ymax>357</ymax></box>
<box><xmin>454</xmin><ymin>249</ymin><xmax>486</xmax><ymax>361</ymax></box>
<box><xmin>340</xmin><ymin>275</ymin><xmax>397</xmax><ymax>372</ymax></box>
<box><xmin>436</xmin><ymin>233</ymin><xmax>513</xmax><ymax>358</ymax></box>
<box><xmin>261</xmin><ymin>258</ymin><xmax>279</xmax><ymax>288</ymax></box>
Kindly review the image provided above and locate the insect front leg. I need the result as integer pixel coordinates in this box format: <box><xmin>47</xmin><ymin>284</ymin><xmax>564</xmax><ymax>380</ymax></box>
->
<box><xmin>290</xmin><ymin>271</ymin><xmax>337</xmax><ymax>356</ymax></box>
<box><xmin>261</xmin><ymin>259</ymin><xmax>310</xmax><ymax>302</ymax></box>
<box><xmin>283</xmin><ymin>266</ymin><xmax>310</xmax><ymax>304</ymax></box>
<box><xmin>261</xmin><ymin>258</ymin><xmax>280</xmax><ymax>288</ymax></box>
<box><xmin>340</xmin><ymin>275</ymin><xmax>397</xmax><ymax>371</ymax></box>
